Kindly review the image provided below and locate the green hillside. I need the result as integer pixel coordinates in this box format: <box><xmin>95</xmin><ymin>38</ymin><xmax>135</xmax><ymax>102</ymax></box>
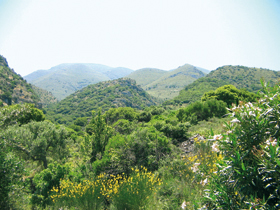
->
<box><xmin>166</xmin><ymin>65</ymin><xmax>280</xmax><ymax>105</ymax></box>
<box><xmin>45</xmin><ymin>78</ymin><xmax>158</xmax><ymax>125</ymax></box>
<box><xmin>30</xmin><ymin>84</ymin><xmax>58</xmax><ymax>107</ymax></box>
<box><xmin>127</xmin><ymin>68</ymin><xmax>167</xmax><ymax>87</ymax></box>
<box><xmin>127</xmin><ymin>64</ymin><xmax>206</xmax><ymax>101</ymax></box>
<box><xmin>0</xmin><ymin>55</ymin><xmax>40</xmax><ymax>106</ymax></box>
<box><xmin>24</xmin><ymin>63</ymin><xmax>133</xmax><ymax>100</ymax></box>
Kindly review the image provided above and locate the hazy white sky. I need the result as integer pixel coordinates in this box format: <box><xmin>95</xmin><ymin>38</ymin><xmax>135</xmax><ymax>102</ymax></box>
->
<box><xmin>0</xmin><ymin>0</ymin><xmax>280</xmax><ymax>76</ymax></box>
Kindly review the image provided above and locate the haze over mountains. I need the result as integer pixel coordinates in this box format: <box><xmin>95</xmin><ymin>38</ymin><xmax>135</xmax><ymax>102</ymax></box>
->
<box><xmin>24</xmin><ymin>63</ymin><xmax>133</xmax><ymax>100</ymax></box>
<box><xmin>127</xmin><ymin>64</ymin><xmax>207</xmax><ymax>100</ymax></box>
<box><xmin>24</xmin><ymin>63</ymin><xmax>209</xmax><ymax>101</ymax></box>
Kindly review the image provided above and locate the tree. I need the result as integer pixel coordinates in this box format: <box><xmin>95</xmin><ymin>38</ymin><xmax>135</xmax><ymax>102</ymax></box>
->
<box><xmin>0</xmin><ymin>138</ymin><xmax>23</xmax><ymax>209</ymax></box>
<box><xmin>177</xmin><ymin>99</ymin><xmax>227</xmax><ymax>124</ymax></box>
<box><xmin>0</xmin><ymin>103</ymin><xmax>45</xmax><ymax>128</ymax></box>
<box><xmin>1</xmin><ymin>121</ymin><xmax>71</xmax><ymax>169</ymax></box>
<box><xmin>201</xmin><ymin>85</ymin><xmax>257</xmax><ymax>106</ymax></box>
<box><xmin>85</xmin><ymin>110</ymin><xmax>113</xmax><ymax>163</ymax></box>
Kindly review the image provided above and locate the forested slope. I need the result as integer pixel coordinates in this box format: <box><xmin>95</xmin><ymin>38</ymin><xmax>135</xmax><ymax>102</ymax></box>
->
<box><xmin>127</xmin><ymin>64</ymin><xmax>206</xmax><ymax>100</ymax></box>
<box><xmin>166</xmin><ymin>65</ymin><xmax>280</xmax><ymax>105</ymax></box>
<box><xmin>45</xmin><ymin>78</ymin><xmax>158</xmax><ymax>124</ymax></box>
<box><xmin>0</xmin><ymin>55</ymin><xmax>40</xmax><ymax>106</ymax></box>
<box><xmin>25</xmin><ymin>63</ymin><xmax>133</xmax><ymax>100</ymax></box>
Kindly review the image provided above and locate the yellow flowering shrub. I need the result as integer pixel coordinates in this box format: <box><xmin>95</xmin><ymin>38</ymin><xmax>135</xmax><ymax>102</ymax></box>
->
<box><xmin>50</xmin><ymin>167</ymin><xmax>162</xmax><ymax>210</ymax></box>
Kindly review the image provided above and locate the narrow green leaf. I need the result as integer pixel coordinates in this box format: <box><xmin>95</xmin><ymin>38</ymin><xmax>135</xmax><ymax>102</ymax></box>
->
<box><xmin>210</xmin><ymin>128</ymin><xmax>214</xmax><ymax>136</ymax></box>
<box><xmin>241</xmin><ymin>161</ymin><xmax>245</xmax><ymax>171</ymax></box>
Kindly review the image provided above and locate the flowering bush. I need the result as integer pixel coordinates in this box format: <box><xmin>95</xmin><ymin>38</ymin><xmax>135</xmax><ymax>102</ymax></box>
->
<box><xmin>50</xmin><ymin>167</ymin><xmax>162</xmax><ymax>210</ymax></box>
<box><xmin>51</xmin><ymin>173</ymin><xmax>107</xmax><ymax>210</ymax></box>
<box><xmin>204</xmin><ymin>84</ymin><xmax>280</xmax><ymax>209</ymax></box>
<box><xmin>110</xmin><ymin>166</ymin><xmax>162</xmax><ymax>210</ymax></box>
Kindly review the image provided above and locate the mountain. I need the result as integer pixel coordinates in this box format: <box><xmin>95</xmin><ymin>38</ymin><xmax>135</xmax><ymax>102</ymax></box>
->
<box><xmin>127</xmin><ymin>68</ymin><xmax>167</xmax><ymax>87</ymax></box>
<box><xmin>165</xmin><ymin>65</ymin><xmax>280</xmax><ymax>105</ymax></box>
<box><xmin>196</xmin><ymin>66</ymin><xmax>210</xmax><ymax>74</ymax></box>
<box><xmin>0</xmin><ymin>55</ymin><xmax>41</xmax><ymax>106</ymax></box>
<box><xmin>45</xmin><ymin>78</ymin><xmax>158</xmax><ymax>125</ymax></box>
<box><xmin>126</xmin><ymin>64</ymin><xmax>206</xmax><ymax>101</ymax></box>
<box><xmin>24</xmin><ymin>63</ymin><xmax>133</xmax><ymax>100</ymax></box>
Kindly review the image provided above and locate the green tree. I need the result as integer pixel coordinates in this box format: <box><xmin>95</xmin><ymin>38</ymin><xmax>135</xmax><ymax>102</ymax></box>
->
<box><xmin>201</xmin><ymin>85</ymin><xmax>257</xmax><ymax>106</ymax></box>
<box><xmin>177</xmin><ymin>99</ymin><xmax>227</xmax><ymax>124</ymax></box>
<box><xmin>104</xmin><ymin>107</ymin><xmax>138</xmax><ymax>125</ymax></box>
<box><xmin>31</xmin><ymin>162</ymin><xmax>71</xmax><ymax>208</ymax></box>
<box><xmin>1</xmin><ymin>121</ymin><xmax>71</xmax><ymax>169</ymax></box>
<box><xmin>202</xmin><ymin>85</ymin><xmax>239</xmax><ymax>106</ymax></box>
<box><xmin>0</xmin><ymin>103</ymin><xmax>45</xmax><ymax>128</ymax></box>
<box><xmin>0</xmin><ymin>140</ymin><xmax>23</xmax><ymax>209</ymax></box>
<box><xmin>85</xmin><ymin>110</ymin><xmax>113</xmax><ymax>163</ymax></box>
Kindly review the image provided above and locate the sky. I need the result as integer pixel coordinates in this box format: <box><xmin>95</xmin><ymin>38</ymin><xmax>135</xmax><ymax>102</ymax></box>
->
<box><xmin>0</xmin><ymin>0</ymin><xmax>280</xmax><ymax>76</ymax></box>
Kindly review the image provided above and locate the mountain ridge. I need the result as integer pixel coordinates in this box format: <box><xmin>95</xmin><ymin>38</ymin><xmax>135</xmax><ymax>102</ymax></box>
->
<box><xmin>165</xmin><ymin>65</ymin><xmax>280</xmax><ymax>105</ymax></box>
<box><xmin>24</xmin><ymin>63</ymin><xmax>134</xmax><ymax>100</ymax></box>
<box><xmin>45</xmin><ymin>78</ymin><xmax>158</xmax><ymax>125</ymax></box>
<box><xmin>126</xmin><ymin>64</ymin><xmax>206</xmax><ymax>101</ymax></box>
<box><xmin>0</xmin><ymin>55</ymin><xmax>41</xmax><ymax>106</ymax></box>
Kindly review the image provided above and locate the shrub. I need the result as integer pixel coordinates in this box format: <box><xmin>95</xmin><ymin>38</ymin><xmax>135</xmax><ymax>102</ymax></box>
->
<box><xmin>204</xmin><ymin>84</ymin><xmax>280</xmax><ymax>209</ymax></box>
<box><xmin>177</xmin><ymin>99</ymin><xmax>227</xmax><ymax>124</ymax></box>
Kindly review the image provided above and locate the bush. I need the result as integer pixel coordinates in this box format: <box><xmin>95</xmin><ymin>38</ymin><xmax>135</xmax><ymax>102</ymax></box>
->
<box><xmin>201</xmin><ymin>84</ymin><xmax>258</xmax><ymax>106</ymax></box>
<box><xmin>0</xmin><ymin>140</ymin><xmax>23</xmax><ymax>209</ymax></box>
<box><xmin>177</xmin><ymin>99</ymin><xmax>227</xmax><ymax>124</ymax></box>
<box><xmin>204</xmin><ymin>84</ymin><xmax>280</xmax><ymax>209</ymax></box>
<box><xmin>0</xmin><ymin>103</ymin><xmax>45</xmax><ymax>128</ymax></box>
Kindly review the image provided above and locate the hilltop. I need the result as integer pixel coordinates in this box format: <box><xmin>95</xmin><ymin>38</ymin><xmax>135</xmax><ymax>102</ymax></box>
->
<box><xmin>45</xmin><ymin>78</ymin><xmax>158</xmax><ymax>125</ymax></box>
<box><xmin>24</xmin><ymin>63</ymin><xmax>133</xmax><ymax>100</ymax></box>
<box><xmin>0</xmin><ymin>55</ymin><xmax>41</xmax><ymax>106</ymax></box>
<box><xmin>126</xmin><ymin>64</ymin><xmax>206</xmax><ymax>100</ymax></box>
<box><xmin>165</xmin><ymin>65</ymin><xmax>280</xmax><ymax>105</ymax></box>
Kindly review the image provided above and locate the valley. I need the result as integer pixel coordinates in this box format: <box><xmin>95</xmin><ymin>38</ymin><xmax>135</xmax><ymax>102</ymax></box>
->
<box><xmin>1</xmin><ymin>54</ymin><xmax>280</xmax><ymax>209</ymax></box>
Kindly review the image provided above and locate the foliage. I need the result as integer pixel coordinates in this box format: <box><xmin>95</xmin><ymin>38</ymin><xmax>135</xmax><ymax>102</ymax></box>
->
<box><xmin>45</xmin><ymin>78</ymin><xmax>158</xmax><ymax>125</ymax></box>
<box><xmin>153</xmin><ymin>120</ymin><xmax>190</xmax><ymax>144</ymax></box>
<box><xmin>31</xmin><ymin>162</ymin><xmax>71</xmax><ymax>208</ymax></box>
<box><xmin>0</xmin><ymin>103</ymin><xmax>45</xmax><ymax>128</ymax></box>
<box><xmin>30</xmin><ymin>84</ymin><xmax>57</xmax><ymax>107</ymax></box>
<box><xmin>0</xmin><ymin>138</ymin><xmax>24</xmax><ymax>209</ymax></box>
<box><xmin>201</xmin><ymin>84</ymin><xmax>257</xmax><ymax>106</ymax></box>
<box><xmin>165</xmin><ymin>77</ymin><xmax>229</xmax><ymax>105</ymax></box>
<box><xmin>50</xmin><ymin>167</ymin><xmax>162</xmax><ymax>210</ymax></box>
<box><xmin>113</xmin><ymin>119</ymin><xmax>136</xmax><ymax>135</ymax></box>
<box><xmin>1</xmin><ymin>121</ymin><xmax>71</xmax><ymax>169</ymax></box>
<box><xmin>51</xmin><ymin>175</ymin><xmax>106</xmax><ymax>210</ymax></box>
<box><xmin>166</xmin><ymin>65</ymin><xmax>279</xmax><ymax>105</ymax></box>
<box><xmin>110</xmin><ymin>167</ymin><xmax>162</xmax><ymax>210</ymax></box>
<box><xmin>104</xmin><ymin>107</ymin><xmax>138</xmax><ymax>124</ymax></box>
<box><xmin>0</xmin><ymin>55</ymin><xmax>40</xmax><ymax>106</ymax></box>
<box><xmin>85</xmin><ymin>110</ymin><xmax>114</xmax><ymax>163</ymax></box>
<box><xmin>92</xmin><ymin>127</ymin><xmax>174</xmax><ymax>176</ymax></box>
<box><xmin>177</xmin><ymin>99</ymin><xmax>227</xmax><ymax>124</ymax></box>
<box><xmin>204</xmin><ymin>84</ymin><xmax>280</xmax><ymax>209</ymax></box>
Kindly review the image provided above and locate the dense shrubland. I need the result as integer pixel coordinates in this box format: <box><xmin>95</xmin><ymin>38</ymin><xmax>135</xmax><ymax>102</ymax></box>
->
<box><xmin>2</xmin><ymin>82</ymin><xmax>280</xmax><ymax>209</ymax></box>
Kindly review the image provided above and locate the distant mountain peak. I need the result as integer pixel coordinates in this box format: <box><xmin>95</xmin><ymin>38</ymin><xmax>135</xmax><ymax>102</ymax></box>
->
<box><xmin>24</xmin><ymin>63</ymin><xmax>134</xmax><ymax>100</ymax></box>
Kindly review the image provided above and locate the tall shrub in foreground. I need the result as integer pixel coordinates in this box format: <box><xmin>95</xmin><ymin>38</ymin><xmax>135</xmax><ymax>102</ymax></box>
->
<box><xmin>204</xmin><ymin>84</ymin><xmax>280</xmax><ymax>209</ymax></box>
